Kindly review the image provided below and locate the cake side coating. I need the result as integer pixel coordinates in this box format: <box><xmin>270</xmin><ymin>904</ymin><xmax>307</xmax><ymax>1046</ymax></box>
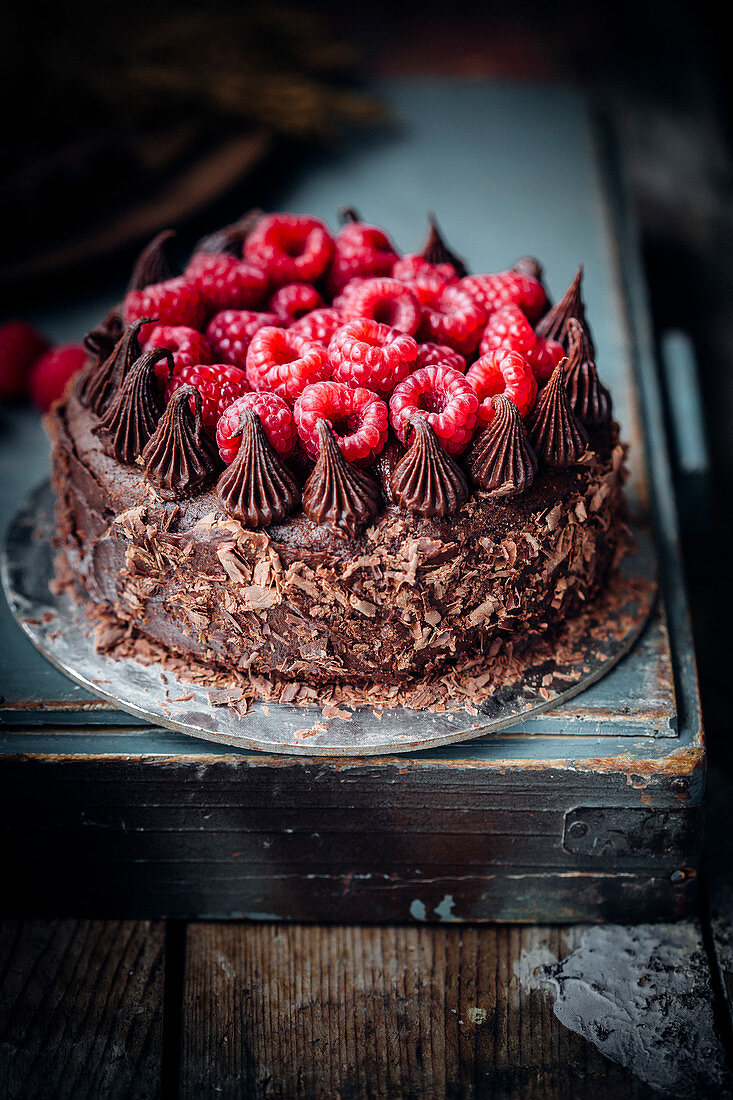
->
<box><xmin>48</xmin><ymin>386</ymin><xmax>627</xmax><ymax>688</ymax></box>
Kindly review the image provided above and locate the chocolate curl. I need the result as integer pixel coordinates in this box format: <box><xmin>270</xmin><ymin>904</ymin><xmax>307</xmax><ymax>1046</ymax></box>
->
<box><xmin>217</xmin><ymin>409</ymin><xmax>300</xmax><ymax>528</ymax></box>
<box><xmin>535</xmin><ymin>266</ymin><xmax>594</xmax><ymax>353</ymax></box>
<box><xmin>193</xmin><ymin>208</ymin><xmax>264</xmax><ymax>257</ymax></box>
<box><xmin>421</xmin><ymin>214</ymin><xmax>468</xmax><ymax>276</ymax></box>
<box><xmin>127</xmin><ymin>230</ymin><xmax>179</xmax><ymax>292</ymax></box>
<box><xmin>302</xmin><ymin>419</ymin><xmax>380</xmax><ymax>539</ymax></box>
<box><xmin>466</xmin><ymin>396</ymin><xmax>537</xmax><ymax>497</ymax></box>
<box><xmin>142</xmin><ymin>386</ymin><xmax>219</xmax><ymax>500</ymax></box>
<box><xmin>93</xmin><ymin>347</ymin><xmax>171</xmax><ymax>464</ymax></box>
<box><xmin>80</xmin><ymin>317</ymin><xmax>153</xmax><ymax>416</ymax></box>
<box><xmin>390</xmin><ymin>416</ymin><xmax>468</xmax><ymax>517</ymax></box>
<box><xmin>527</xmin><ymin>363</ymin><xmax>589</xmax><ymax>467</ymax></box>
<box><xmin>564</xmin><ymin>318</ymin><xmax>611</xmax><ymax>426</ymax></box>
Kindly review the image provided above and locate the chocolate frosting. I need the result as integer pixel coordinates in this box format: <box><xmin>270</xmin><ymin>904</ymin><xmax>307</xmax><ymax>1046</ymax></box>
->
<box><xmin>374</xmin><ymin>432</ymin><xmax>407</xmax><ymax>504</ymax></box>
<box><xmin>142</xmin><ymin>385</ymin><xmax>219</xmax><ymax>500</ymax></box>
<box><xmin>127</xmin><ymin>230</ymin><xmax>179</xmax><ymax>292</ymax></box>
<box><xmin>421</xmin><ymin>214</ymin><xmax>469</xmax><ymax>276</ymax></box>
<box><xmin>535</xmin><ymin>266</ymin><xmax>594</xmax><ymax>353</ymax></box>
<box><xmin>512</xmin><ymin>256</ymin><xmax>544</xmax><ymax>281</ymax></box>
<box><xmin>390</xmin><ymin>415</ymin><xmax>468</xmax><ymax>517</ymax></box>
<box><xmin>528</xmin><ymin>364</ymin><xmax>589</xmax><ymax>467</ymax></box>
<box><xmin>194</xmin><ymin>208</ymin><xmax>263</xmax><ymax>256</ymax></box>
<box><xmin>302</xmin><ymin>419</ymin><xmax>380</xmax><ymax>538</ymax></box>
<box><xmin>80</xmin><ymin>318</ymin><xmax>151</xmax><ymax>416</ymax></box>
<box><xmin>93</xmin><ymin>347</ymin><xmax>171</xmax><ymax>464</ymax></box>
<box><xmin>466</xmin><ymin>396</ymin><xmax>538</xmax><ymax>496</ymax></box>
<box><xmin>217</xmin><ymin>409</ymin><xmax>300</xmax><ymax>528</ymax></box>
<box><xmin>564</xmin><ymin>318</ymin><xmax>611</xmax><ymax>426</ymax></box>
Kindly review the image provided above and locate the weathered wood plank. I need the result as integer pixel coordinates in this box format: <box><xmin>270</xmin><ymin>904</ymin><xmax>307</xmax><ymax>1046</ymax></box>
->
<box><xmin>180</xmin><ymin>921</ymin><xmax>727</xmax><ymax>1099</ymax></box>
<box><xmin>0</xmin><ymin>919</ymin><xmax>165</xmax><ymax>1100</ymax></box>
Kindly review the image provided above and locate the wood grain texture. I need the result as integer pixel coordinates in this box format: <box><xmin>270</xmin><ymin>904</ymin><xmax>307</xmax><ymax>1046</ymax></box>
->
<box><xmin>0</xmin><ymin>919</ymin><xmax>165</xmax><ymax>1100</ymax></box>
<box><xmin>179</xmin><ymin>922</ymin><xmax>650</xmax><ymax>1100</ymax></box>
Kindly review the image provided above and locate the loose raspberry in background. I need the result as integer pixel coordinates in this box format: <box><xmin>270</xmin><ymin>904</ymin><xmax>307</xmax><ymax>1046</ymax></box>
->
<box><xmin>480</xmin><ymin>304</ymin><xmax>564</xmax><ymax>382</ymax></box>
<box><xmin>294</xmin><ymin>380</ymin><xmax>389</xmax><ymax>464</ymax></box>
<box><xmin>466</xmin><ymin>349</ymin><xmax>538</xmax><ymax>426</ymax></box>
<box><xmin>269</xmin><ymin>283</ymin><xmax>323</xmax><ymax>326</ymax></box>
<box><xmin>326</xmin><ymin>209</ymin><xmax>398</xmax><ymax>295</ymax></box>
<box><xmin>391</xmin><ymin>254</ymin><xmax>457</xmax><ymax>300</ymax></box>
<box><xmin>28</xmin><ymin>344</ymin><xmax>87</xmax><ymax>411</ymax></box>
<box><xmin>415</xmin><ymin>341</ymin><xmax>466</xmax><ymax>373</ymax></box>
<box><xmin>124</xmin><ymin>276</ymin><xmax>206</xmax><ymax>343</ymax></box>
<box><xmin>244</xmin><ymin>213</ymin><xmax>334</xmax><ymax>286</ymax></box>
<box><xmin>289</xmin><ymin>307</ymin><xmax>342</xmax><ymax>348</ymax></box>
<box><xmin>0</xmin><ymin>320</ymin><xmax>50</xmax><ymax>400</ymax></box>
<box><xmin>461</xmin><ymin>269</ymin><xmax>547</xmax><ymax>322</ymax></box>
<box><xmin>389</xmin><ymin>365</ymin><xmax>478</xmax><ymax>456</ymax></box>
<box><xmin>329</xmin><ymin>319</ymin><xmax>417</xmax><ymax>396</ymax></box>
<box><xmin>165</xmin><ymin>363</ymin><xmax>250</xmax><ymax>432</ymax></box>
<box><xmin>246</xmin><ymin>327</ymin><xmax>331</xmax><ymax>403</ymax></box>
<box><xmin>145</xmin><ymin>325</ymin><xmax>212</xmax><ymax>382</ymax></box>
<box><xmin>216</xmin><ymin>391</ymin><xmax>297</xmax><ymax>463</ymax></box>
<box><xmin>185</xmin><ymin>252</ymin><xmax>268</xmax><ymax>314</ymax></box>
<box><xmin>339</xmin><ymin>277</ymin><xmax>421</xmax><ymax>336</ymax></box>
<box><xmin>418</xmin><ymin>282</ymin><xmax>486</xmax><ymax>355</ymax></box>
<box><xmin>206</xmin><ymin>310</ymin><xmax>280</xmax><ymax>369</ymax></box>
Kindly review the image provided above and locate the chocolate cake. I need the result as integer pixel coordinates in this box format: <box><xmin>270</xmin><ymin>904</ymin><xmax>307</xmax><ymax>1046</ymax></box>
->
<box><xmin>46</xmin><ymin>211</ymin><xmax>628</xmax><ymax>703</ymax></box>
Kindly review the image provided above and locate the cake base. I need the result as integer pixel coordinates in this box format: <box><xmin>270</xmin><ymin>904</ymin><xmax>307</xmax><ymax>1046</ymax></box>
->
<box><xmin>3</xmin><ymin>481</ymin><xmax>656</xmax><ymax>756</ymax></box>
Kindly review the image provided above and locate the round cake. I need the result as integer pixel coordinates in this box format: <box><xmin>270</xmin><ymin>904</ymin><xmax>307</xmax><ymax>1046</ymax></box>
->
<box><xmin>46</xmin><ymin>210</ymin><xmax>628</xmax><ymax>704</ymax></box>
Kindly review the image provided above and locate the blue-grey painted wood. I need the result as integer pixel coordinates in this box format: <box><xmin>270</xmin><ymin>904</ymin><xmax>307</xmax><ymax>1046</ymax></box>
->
<box><xmin>0</xmin><ymin>80</ymin><xmax>677</xmax><ymax>753</ymax></box>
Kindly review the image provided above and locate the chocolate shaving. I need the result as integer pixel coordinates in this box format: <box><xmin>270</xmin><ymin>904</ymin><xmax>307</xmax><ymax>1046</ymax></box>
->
<box><xmin>466</xmin><ymin>395</ymin><xmax>537</xmax><ymax>496</ymax></box>
<box><xmin>193</xmin><ymin>208</ymin><xmax>263</xmax><ymax>256</ymax></box>
<box><xmin>564</xmin><ymin>318</ymin><xmax>611</xmax><ymax>426</ymax></box>
<box><xmin>142</xmin><ymin>385</ymin><xmax>219</xmax><ymax>500</ymax></box>
<box><xmin>127</xmin><ymin>230</ymin><xmax>179</xmax><ymax>292</ymax></box>
<box><xmin>421</xmin><ymin>214</ymin><xmax>468</xmax><ymax>276</ymax></box>
<box><xmin>93</xmin><ymin>347</ymin><xmax>171</xmax><ymax>464</ymax></box>
<box><xmin>527</xmin><ymin>363</ymin><xmax>589</xmax><ymax>467</ymax></box>
<box><xmin>80</xmin><ymin>317</ymin><xmax>152</xmax><ymax>416</ymax></box>
<box><xmin>535</xmin><ymin>266</ymin><xmax>594</xmax><ymax>352</ymax></box>
<box><xmin>217</xmin><ymin>409</ymin><xmax>300</xmax><ymax>528</ymax></box>
<box><xmin>391</xmin><ymin>416</ymin><xmax>468</xmax><ymax>517</ymax></box>
<box><xmin>302</xmin><ymin>419</ymin><xmax>380</xmax><ymax>538</ymax></box>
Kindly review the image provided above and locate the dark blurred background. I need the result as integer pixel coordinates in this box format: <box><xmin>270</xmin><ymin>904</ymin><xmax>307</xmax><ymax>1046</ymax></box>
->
<box><xmin>2</xmin><ymin>0</ymin><xmax>732</xmax><ymax>769</ymax></box>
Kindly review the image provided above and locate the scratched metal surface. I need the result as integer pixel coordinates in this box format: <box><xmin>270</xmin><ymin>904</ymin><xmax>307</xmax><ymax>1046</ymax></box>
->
<box><xmin>0</xmin><ymin>80</ymin><xmax>682</xmax><ymax>756</ymax></box>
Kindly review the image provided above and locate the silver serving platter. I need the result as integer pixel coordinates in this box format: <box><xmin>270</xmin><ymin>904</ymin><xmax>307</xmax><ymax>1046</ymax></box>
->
<box><xmin>2</xmin><ymin>481</ymin><xmax>656</xmax><ymax>756</ymax></box>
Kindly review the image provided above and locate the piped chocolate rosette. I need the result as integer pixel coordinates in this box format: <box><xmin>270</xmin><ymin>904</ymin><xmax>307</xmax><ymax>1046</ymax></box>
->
<box><xmin>50</xmin><ymin>210</ymin><xmax>625</xmax><ymax>691</ymax></box>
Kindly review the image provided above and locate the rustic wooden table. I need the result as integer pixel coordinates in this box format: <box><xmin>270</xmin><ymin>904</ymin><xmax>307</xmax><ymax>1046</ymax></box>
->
<box><xmin>1</xmin><ymin>77</ymin><xmax>732</xmax><ymax>1097</ymax></box>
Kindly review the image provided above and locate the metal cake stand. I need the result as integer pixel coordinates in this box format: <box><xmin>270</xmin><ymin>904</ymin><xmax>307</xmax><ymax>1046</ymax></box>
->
<box><xmin>2</xmin><ymin>481</ymin><xmax>656</xmax><ymax>756</ymax></box>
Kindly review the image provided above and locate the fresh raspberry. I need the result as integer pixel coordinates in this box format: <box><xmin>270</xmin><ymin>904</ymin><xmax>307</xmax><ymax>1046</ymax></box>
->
<box><xmin>246</xmin><ymin>326</ymin><xmax>331</xmax><ymax>403</ymax></box>
<box><xmin>144</xmin><ymin>325</ymin><xmax>212</xmax><ymax>383</ymax></box>
<box><xmin>480</xmin><ymin>305</ymin><xmax>564</xmax><ymax>382</ymax></box>
<box><xmin>391</xmin><ymin>254</ymin><xmax>458</xmax><ymax>300</ymax></box>
<box><xmin>294</xmin><ymin>380</ymin><xmax>389</xmax><ymax>464</ymax></box>
<box><xmin>461</xmin><ymin>270</ymin><xmax>547</xmax><ymax>322</ymax></box>
<box><xmin>206</xmin><ymin>310</ymin><xmax>280</xmax><ymax>369</ymax></box>
<box><xmin>326</xmin><ymin>210</ymin><xmax>398</xmax><ymax>295</ymax></box>
<box><xmin>244</xmin><ymin>213</ymin><xmax>334</xmax><ymax>286</ymax></box>
<box><xmin>269</xmin><ymin>282</ymin><xmax>323</xmax><ymax>325</ymax></box>
<box><xmin>417</xmin><ymin>282</ymin><xmax>486</xmax><ymax>355</ymax></box>
<box><xmin>415</xmin><ymin>341</ymin><xmax>466</xmax><ymax>373</ymax></box>
<box><xmin>216</xmin><ymin>391</ymin><xmax>297</xmax><ymax>463</ymax></box>
<box><xmin>165</xmin><ymin>363</ymin><xmax>250</xmax><ymax>432</ymax></box>
<box><xmin>185</xmin><ymin>252</ymin><xmax>268</xmax><ymax>314</ymax></box>
<box><xmin>466</xmin><ymin>349</ymin><xmax>538</xmax><ymax>426</ymax></box>
<box><xmin>389</xmin><ymin>365</ymin><xmax>478</xmax><ymax>455</ymax></box>
<box><xmin>338</xmin><ymin>277</ymin><xmax>421</xmax><ymax>336</ymax></box>
<box><xmin>0</xmin><ymin>320</ymin><xmax>50</xmax><ymax>400</ymax></box>
<box><xmin>28</xmin><ymin>344</ymin><xmax>87</xmax><ymax>411</ymax></box>
<box><xmin>124</xmin><ymin>276</ymin><xmax>206</xmax><ymax>343</ymax></box>
<box><xmin>289</xmin><ymin>307</ymin><xmax>342</xmax><ymax>348</ymax></box>
<box><xmin>328</xmin><ymin>319</ymin><xmax>417</xmax><ymax>396</ymax></box>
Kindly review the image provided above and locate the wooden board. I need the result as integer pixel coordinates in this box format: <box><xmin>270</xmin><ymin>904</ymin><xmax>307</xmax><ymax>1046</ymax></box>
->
<box><xmin>0</xmin><ymin>80</ymin><xmax>704</xmax><ymax>921</ymax></box>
